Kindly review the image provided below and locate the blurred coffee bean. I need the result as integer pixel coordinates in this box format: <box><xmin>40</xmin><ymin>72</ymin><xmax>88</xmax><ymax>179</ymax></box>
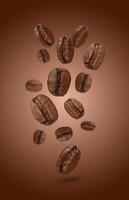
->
<box><xmin>72</xmin><ymin>25</ymin><xmax>88</xmax><ymax>47</ymax></box>
<box><xmin>75</xmin><ymin>72</ymin><xmax>92</xmax><ymax>93</ymax></box>
<box><xmin>33</xmin><ymin>129</ymin><xmax>46</xmax><ymax>144</ymax></box>
<box><xmin>37</xmin><ymin>49</ymin><xmax>50</xmax><ymax>63</ymax></box>
<box><xmin>81</xmin><ymin>121</ymin><xmax>96</xmax><ymax>130</ymax></box>
<box><xmin>34</xmin><ymin>24</ymin><xmax>55</xmax><ymax>47</ymax></box>
<box><xmin>55</xmin><ymin>127</ymin><xmax>73</xmax><ymax>142</ymax></box>
<box><xmin>25</xmin><ymin>79</ymin><xmax>42</xmax><ymax>92</ymax></box>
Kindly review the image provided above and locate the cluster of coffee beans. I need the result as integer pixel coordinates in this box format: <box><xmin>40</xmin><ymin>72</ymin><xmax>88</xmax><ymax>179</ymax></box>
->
<box><xmin>25</xmin><ymin>24</ymin><xmax>105</xmax><ymax>175</ymax></box>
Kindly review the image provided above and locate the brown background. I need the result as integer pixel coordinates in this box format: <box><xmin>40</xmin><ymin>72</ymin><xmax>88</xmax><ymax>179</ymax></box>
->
<box><xmin>1</xmin><ymin>0</ymin><xmax>129</xmax><ymax>199</ymax></box>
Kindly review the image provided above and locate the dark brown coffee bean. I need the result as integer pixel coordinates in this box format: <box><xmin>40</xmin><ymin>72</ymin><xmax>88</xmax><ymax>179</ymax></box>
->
<box><xmin>84</xmin><ymin>42</ymin><xmax>105</xmax><ymax>70</ymax></box>
<box><xmin>55</xmin><ymin>127</ymin><xmax>73</xmax><ymax>142</ymax></box>
<box><xmin>34</xmin><ymin>24</ymin><xmax>55</xmax><ymax>47</ymax></box>
<box><xmin>72</xmin><ymin>25</ymin><xmax>88</xmax><ymax>47</ymax></box>
<box><xmin>25</xmin><ymin>79</ymin><xmax>42</xmax><ymax>92</ymax></box>
<box><xmin>81</xmin><ymin>121</ymin><xmax>96</xmax><ymax>130</ymax></box>
<box><xmin>33</xmin><ymin>129</ymin><xmax>46</xmax><ymax>144</ymax></box>
<box><xmin>75</xmin><ymin>72</ymin><xmax>92</xmax><ymax>93</ymax></box>
<box><xmin>64</xmin><ymin>98</ymin><xmax>84</xmax><ymax>119</ymax></box>
<box><xmin>57</xmin><ymin>36</ymin><xmax>74</xmax><ymax>64</ymax></box>
<box><xmin>37</xmin><ymin>49</ymin><xmax>50</xmax><ymax>63</ymax></box>
<box><xmin>31</xmin><ymin>94</ymin><xmax>58</xmax><ymax>125</ymax></box>
<box><xmin>56</xmin><ymin>145</ymin><xmax>81</xmax><ymax>174</ymax></box>
<box><xmin>47</xmin><ymin>68</ymin><xmax>71</xmax><ymax>96</ymax></box>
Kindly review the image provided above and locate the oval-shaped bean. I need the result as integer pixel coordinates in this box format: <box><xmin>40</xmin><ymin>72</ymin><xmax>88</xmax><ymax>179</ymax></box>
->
<box><xmin>33</xmin><ymin>129</ymin><xmax>46</xmax><ymax>144</ymax></box>
<box><xmin>47</xmin><ymin>68</ymin><xmax>71</xmax><ymax>96</ymax></box>
<box><xmin>34</xmin><ymin>24</ymin><xmax>55</xmax><ymax>47</ymax></box>
<box><xmin>72</xmin><ymin>25</ymin><xmax>88</xmax><ymax>47</ymax></box>
<box><xmin>55</xmin><ymin>127</ymin><xmax>73</xmax><ymax>142</ymax></box>
<box><xmin>57</xmin><ymin>36</ymin><xmax>74</xmax><ymax>64</ymax></box>
<box><xmin>31</xmin><ymin>94</ymin><xmax>58</xmax><ymax>125</ymax></box>
<box><xmin>81</xmin><ymin>121</ymin><xmax>96</xmax><ymax>130</ymax></box>
<box><xmin>75</xmin><ymin>72</ymin><xmax>92</xmax><ymax>93</ymax></box>
<box><xmin>64</xmin><ymin>98</ymin><xmax>84</xmax><ymax>119</ymax></box>
<box><xmin>84</xmin><ymin>42</ymin><xmax>105</xmax><ymax>70</ymax></box>
<box><xmin>25</xmin><ymin>79</ymin><xmax>42</xmax><ymax>92</ymax></box>
<box><xmin>37</xmin><ymin>49</ymin><xmax>50</xmax><ymax>63</ymax></box>
<box><xmin>56</xmin><ymin>145</ymin><xmax>81</xmax><ymax>174</ymax></box>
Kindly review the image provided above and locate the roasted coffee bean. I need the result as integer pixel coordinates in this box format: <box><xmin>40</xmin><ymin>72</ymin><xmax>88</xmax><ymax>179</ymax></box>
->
<box><xmin>47</xmin><ymin>68</ymin><xmax>71</xmax><ymax>96</ymax></box>
<box><xmin>81</xmin><ymin>121</ymin><xmax>96</xmax><ymax>130</ymax></box>
<box><xmin>33</xmin><ymin>129</ymin><xmax>46</xmax><ymax>144</ymax></box>
<box><xmin>34</xmin><ymin>24</ymin><xmax>55</xmax><ymax>47</ymax></box>
<box><xmin>72</xmin><ymin>25</ymin><xmax>88</xmax><ymax>47</ymax></box>
<box><xmin>25</xmin><ymin>79</ymin><xmax>42</xmax><ymax>92</ymax></box>
<box><xmin>75</xmin><ymin>72</ymin><xmax>92</xmax><ymax>93</ymax></box>
<box><xmin>55</xmin><ymin>127</ymin><xmax>73</xmax><ymax>142</ymax></box>
<box><xmin>56</xmin><ymin>145</ymin><xmax>81</xmax><ymax>174</ymax></box>
<box><xmin>64</xmin><ymin>98</ymin><xmax>84</xmax><ymax>119</ymax></box>
<box><xmin>84</xmin><ymin>42</ymin><xmax>105</xmax><ymax>70</ymax></box>
<box><xmin>37</xmin><ymin>49</ymin><xmax>50</xmax><ymax>63</ymax></box>
<box><xmin>57</xmin><ymin>36</ymin><xmax>74</xmax><ymax>64</ymax></box>
<box><xmin>31</xmin><ymin>94</ymin><xmax>58</xmax><ymax>125</ymax></box>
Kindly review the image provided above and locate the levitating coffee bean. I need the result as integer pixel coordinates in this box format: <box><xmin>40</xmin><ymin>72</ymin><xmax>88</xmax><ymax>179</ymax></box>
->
<box><xmin>81</xmin><ymin>121</ymin><xmax>96</xmax><ymax>130</ymax></box>
<box><xmin>37</xmin><ymin>49</ymin><xmax>50</xmax><ymax>63</ymax></box>
<box><xmin>75</xmin><ymin>72</ymin><xmax>92</xmax><ymax>93</ymax></box>
<box><xmin>31</xmin><ymin>94</ymin><xmax>58</xmax><ymax>125</ymax></box>
<box><xmin>64</xmin><ymin>98</ymin><xmax>84</xmax><ymax>119</ymax></box>
<box><xmin>47</xmin><ymin>68</ymin><xmax>71</xmax><ymax>96</ymax></box>
<box><xmin>56</xmin><ymin>145</ymin><xmax>81</xmax><ymax>175</ymax></box>
<box><xmin>34</xmin><ymin>24</ymin><xmax>55</xmax><ymax>47</ymax></box>
<box><xmin>25</xmin><ymin>79</ymin><xmax>42</xmax><ymax>92</ymax></box>
<box><xmin>55</xmin><ymin>127</ymin><xmax>73</xmax><ymax>142</ymax></box>
<box><xmin>57</xmin><ymin>36</ymin><xmax>74</xmax><ymax>64</ymax></box>
<box><xmin>72</xmin><ymin>25</ymin><xmax>88</xmax><ymax>47</ymax></box>
<box><xmin>84</xmin><ymin>42</ymin><xmax>105</xmax><ymax>70</ymax></box>
<box><xmin>33</xmin><ymin>129</ymin><xmax>46</xmax><ymax>144</ymax></box>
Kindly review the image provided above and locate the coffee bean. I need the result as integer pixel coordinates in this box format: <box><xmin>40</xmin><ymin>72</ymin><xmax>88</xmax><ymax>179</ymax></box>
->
<box><xmin>33</xmin><ymin>129</ymin><xmax>46</xmax><ymax>144</ymax></box>
<box><xmin>25</xmin><ymin>79</ymin><xmax>42</xmax><ymax>92</ymax></box>
<box><xmin>55</xmin><ymin>127</ymin><xmax>73</xmax><ymax>142</ymax></box>
<box><xmin>57</xmin><ymin>36</ymin><xmax>74</xmax><ymax>64</ymax></box>
<box><xmin>81</xmin><ymin>121</ymin><xmax>96</xmax><ymax>130</ymax></box>
<box><xmin>75</xmin><ymin>72</ymin><xmax>92</xmax><ymax>93</ymax></box>
<box><xmin>37</xmin><ymin>49</ymin><xmax>50</xmax><ymax>63</ymax></box>
<box><xmin>47</xmin><ymin>68</ymin><xmax>71</xmax><ymax>96</ymax></box>
<box><xmin>34</xmin><ymin>24</ymin><xmax>55</xmax><ymax>47</ymax></box>
<box><xmin>56</xmin><ymin>145</ymin><xmax>81</xmax><ymax>174</ymax></box>
<box><xmin>64</xmin><ymin>98</ymin><xmax>84</xmax><ymax>119</ymax></box>
<box><xmin>31</xmin><ymin>94</ymin><xmax>58</xmax><ymax>125</ymax></box>
<box><xmin>72</xmin><ymin>25</ymin><xmax>88</xmax><ymax>47</ymax></box>
<box><xmin>84</xmin><ymin>42</ymin><xmax>105</xmax><ymax>70</ymax></box>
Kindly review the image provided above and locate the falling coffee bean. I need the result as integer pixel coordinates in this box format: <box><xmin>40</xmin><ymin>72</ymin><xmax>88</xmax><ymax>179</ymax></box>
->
<box><xmin>33</xmin><ymin>129</ymin><xmax>46</xmax><ymax>144</ymax></box>
<box><xmin>84</xmin><ymin>42</ymin><xmax>105</xmax><ymax>70</ymax></box>
<box><xmin>56</xmin><ymin>145</ymin><xmax>81</xmax><ymax>174</ymax></box>
<box><xmin>25</xmin><ymin>79</ymin><xmax>42</xmax><ymax>92</ymax></box>
<box><xmin>47</xmin><ymin>68</ymin><xmax>71</xmax><ymax>96</ymax></box>
<box><xmin>31</xmin><ymin>94</ymin><xmax>58</xmax><ymax>125</ymax></box>
<box><xmin>64</xmin><ymin>98</ymin><xmax>84</xmax><ymax>119</ymax></box>
<box><xmin>72</xmin><ymin>25</ymin><xmax>88</xmax><ymax>47</ymax></box>
<box><xmin>57</xmin><ymin>36</ymin><xmax>74</xmax><ymax>64</ymax></box>
<box><xmin>34</xmin><ymin>24</ymin><xmax>55</xmax><ymax>47</ymax></box>
<box><xmin>75</xmin><ymin>72</ymin><xmax>92</xmax><ymax>93</ymax></box>
<box><xmin>55</xmin><ymin>127</ymin><xmax>73</xmax><ymax>142</ymax></box>
<box><xmin>37</xmin><ymin>49</ymin><xmax>50</xmax><ymax>63</ymax></box>
<box><xmin>81</xmin><ymin>121</ymin><xmax>96</xmax><ymax>130</ymax></box>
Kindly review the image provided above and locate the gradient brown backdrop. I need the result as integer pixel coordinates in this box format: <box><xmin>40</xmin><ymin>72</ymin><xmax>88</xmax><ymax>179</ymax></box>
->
<box><xmin>1</xmin><ymin>0</ymin><xmax>129</xmax><ymax>199</ymax></box>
